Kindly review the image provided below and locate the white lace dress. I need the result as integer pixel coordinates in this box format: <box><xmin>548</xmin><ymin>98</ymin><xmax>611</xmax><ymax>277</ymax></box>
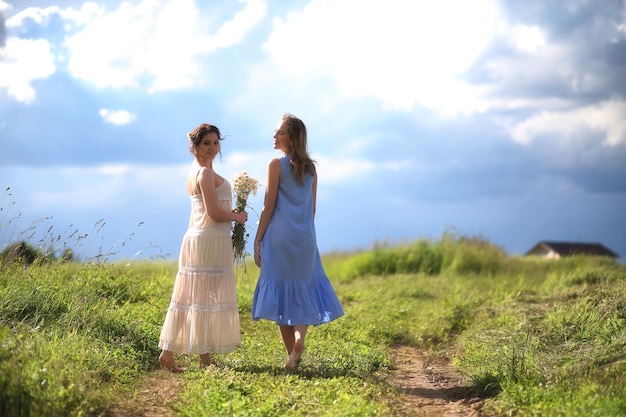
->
<box><xmin>158</xmin><ymin>180</ymin><xmax>241</xmax><ymax>354</ymax></box>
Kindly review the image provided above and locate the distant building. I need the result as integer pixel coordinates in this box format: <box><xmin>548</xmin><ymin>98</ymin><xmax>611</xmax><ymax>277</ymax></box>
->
<box><xmin>525</xmin><ymin>241</ymin><xmax>619</xmax><ymax>260</ymax></box>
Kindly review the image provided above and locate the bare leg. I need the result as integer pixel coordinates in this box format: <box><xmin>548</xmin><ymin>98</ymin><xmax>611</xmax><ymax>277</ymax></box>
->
<box><xmin>159</xmin><ymin>350</ymin><xmax>186</xmax><ymax>373</ymax></box>
<box><xmin>279</xmin><ymin>324</ymin><xmax>295</xmax><ymax>355</ymax></box>
<box><xmin>285</xmin><ymin>325</ymin><xmax>308</xmax><ymax>370</ymax></box>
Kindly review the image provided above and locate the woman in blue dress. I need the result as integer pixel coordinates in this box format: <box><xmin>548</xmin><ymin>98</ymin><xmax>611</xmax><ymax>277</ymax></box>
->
<box><xmin>252</xmin><ymin>113</ymin><xmax>344</xmax><ymax>370</ymax></box>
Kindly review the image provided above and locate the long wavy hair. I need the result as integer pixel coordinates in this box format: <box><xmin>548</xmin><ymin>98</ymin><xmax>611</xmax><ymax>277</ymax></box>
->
<box><xmin>187</xmin><ymin>123</ymin><xmax>223</xmax><ymax>159</ymax></box>
<box><xmin>282</xmin><ymin>113</ymin><xmax>316</xmax><ymax>184</ymax></box>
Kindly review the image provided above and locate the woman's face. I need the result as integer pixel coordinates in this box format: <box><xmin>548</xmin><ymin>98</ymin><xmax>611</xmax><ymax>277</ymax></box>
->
<box><xmin>196</xmin><ymin>132</ymin><xmax>220</xmax><ymax>160</ymax></box>
<box><xmin>273</xmin><ymin>121</ymin><xmax>292</xmax><ymax>153</ymax></box>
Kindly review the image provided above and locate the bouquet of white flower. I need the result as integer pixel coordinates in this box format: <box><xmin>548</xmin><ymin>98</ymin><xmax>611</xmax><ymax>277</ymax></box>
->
<box><xmin>232</xmin><ymin>171</ymin><xmax>260</xmax><ymax>266</ymax></box>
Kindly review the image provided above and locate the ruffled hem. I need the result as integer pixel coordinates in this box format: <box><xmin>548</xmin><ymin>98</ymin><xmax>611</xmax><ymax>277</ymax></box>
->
<box><xmin>158</xmin><ymin>341</ymin><xmax>240</xmax><ymax>355</ymax></box>
<box><xmin>251</xmin><ymin>275</ymin><xmax>344</xmax><ymax>326</ymax></box>
<box><xmin>159</xmin><ymin>309</ymin><xmax>241</xmax><ymax>354</ymax></box>
<box><xmin>159</xmin><ymin>260</ymin><xmax>240</xmax><ymax>354</ymax></box>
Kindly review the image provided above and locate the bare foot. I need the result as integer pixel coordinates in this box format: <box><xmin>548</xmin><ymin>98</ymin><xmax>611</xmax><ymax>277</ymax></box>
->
<box><xmin>285</xmin><ymin>341</ymin><xmax>304</xmax><ymax>370</ymax></box>
<box><xmin>285</xmin><ymin>356</ymin><xmax>302</xmax><ymax>370</ymax></box>
<box><xmin>159</xmin><ymin>351</ymin><xmax>186</xmax><ymax>373</ymax></box>
<box><xmin>199</xmin><ymin>353</ymin><xmax>213</xmax><ymax>368</ymax></box>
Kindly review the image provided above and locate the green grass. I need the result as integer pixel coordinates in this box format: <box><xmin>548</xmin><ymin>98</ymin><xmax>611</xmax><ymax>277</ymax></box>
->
<box><xmin>1</xmin><ymin>235</ymin><xmax>625</xmax><ymax>416</ymax></box>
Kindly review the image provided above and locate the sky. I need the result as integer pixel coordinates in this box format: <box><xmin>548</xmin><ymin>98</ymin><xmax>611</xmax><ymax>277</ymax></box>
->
<box><xmin>1</xmin><ymin>0</ymin><xmax>625</xmax><ymax>262</ymax></box>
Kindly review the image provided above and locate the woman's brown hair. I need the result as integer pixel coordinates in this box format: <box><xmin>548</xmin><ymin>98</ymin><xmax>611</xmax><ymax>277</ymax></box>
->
<box><xmin>282</xmin><ymin>113</ymin><xmax>316</xmax><ymax>184</ymax></box>
<box><xmin>187</xmin><ymin>123</ymin><xmax>223</xmax><ymax>158</ymax></box>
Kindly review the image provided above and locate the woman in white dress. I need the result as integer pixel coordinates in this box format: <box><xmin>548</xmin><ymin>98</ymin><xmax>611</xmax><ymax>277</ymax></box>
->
<box><xmin>158</xmin><ymin>123</ymin><xmax>248</xmax><ymax>372</ymax></box>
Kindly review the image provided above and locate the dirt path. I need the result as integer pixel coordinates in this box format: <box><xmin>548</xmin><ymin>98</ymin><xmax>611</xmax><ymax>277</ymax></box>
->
<box><xmin>104</xmin><ymin>346</ymin><xmax>484</xmax><ymax>417</ymax></box>
<box><xmin>103</xmin><ymin>371</ymin><xmax>182</xmax><ymax>417</ymax></box>
<box><xmin>385</xmin><ymin>346</ymin><xmax>484</xmax><ymax>417</ymax></box>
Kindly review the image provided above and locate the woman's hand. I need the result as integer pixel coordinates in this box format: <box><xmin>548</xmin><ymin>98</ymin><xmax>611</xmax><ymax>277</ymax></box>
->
<box><xmin>253</xmin><ymin>239</ymin><xmax>261</xmax><ymax>267</ymax></box>
<box><xmin>233</xmin><ymin>210</ymin><xmax>248</xmax><ymax>225</ymax></box>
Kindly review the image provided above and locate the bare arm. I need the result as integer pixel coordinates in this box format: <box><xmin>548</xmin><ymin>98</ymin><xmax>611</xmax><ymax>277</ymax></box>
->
<box><xmin>253</xmin><ymin>158</ymin><xmax>281</xmax><ymax>266</ymax></box>
<box><xmin>198</xmin><ymin>167</ymin><xmax>247</xmax><ymax>224</ymax></box>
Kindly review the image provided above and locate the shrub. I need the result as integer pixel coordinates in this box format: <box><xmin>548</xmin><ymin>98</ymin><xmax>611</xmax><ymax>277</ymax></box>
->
<box><xmin>1</xmin><ymin>241</ymin><xmax>39</xmax><ymax>265</ymax></box>
<box><xmin>447</xmin><ymin>236</ymin><xmax>506</xmax><ymax>275</ymax></box>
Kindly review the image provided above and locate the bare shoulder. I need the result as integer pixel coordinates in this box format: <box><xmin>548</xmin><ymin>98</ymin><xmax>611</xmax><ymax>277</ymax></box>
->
<box><xmin>198</xmin><ymin>166</ymin><xmax>213</xmax><ymax>175</ymax></box>
<box><xmin>268</xmin><ymin>158</ymin><xmax>281</xmax><ymax>167</ymax></box>
<box><xmin>197</xmin><ymin>166</ymin><xmax>216</xmax><ymax>183</ymax></box>
<box><xmin>268</xmin><ymin>158</ymin><xmax>282</xmax><ymax>172</ymax></box>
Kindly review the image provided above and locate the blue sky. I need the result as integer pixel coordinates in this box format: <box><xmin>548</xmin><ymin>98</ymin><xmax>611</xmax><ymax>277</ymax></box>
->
<box><xmin>1</xmin><ymin>0</ymin><xmax>625</xmax><ymax>262</ymax></box>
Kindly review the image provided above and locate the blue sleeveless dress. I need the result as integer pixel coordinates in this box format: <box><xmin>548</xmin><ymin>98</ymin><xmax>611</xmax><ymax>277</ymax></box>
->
<box><xmin>252</xmin><ymin>156</ymin><xmax>344</xmax><ymax>326</ymax></box>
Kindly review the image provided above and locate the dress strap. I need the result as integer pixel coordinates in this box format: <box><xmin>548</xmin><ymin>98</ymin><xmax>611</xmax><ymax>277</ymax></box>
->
<box><xmin>193</xmin><ymin>168</ymin><xmax>202</xmax><ymax>195</ymax></box>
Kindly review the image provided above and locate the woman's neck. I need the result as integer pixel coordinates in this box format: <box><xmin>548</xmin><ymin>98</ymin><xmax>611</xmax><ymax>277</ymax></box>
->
<box><xmin>195</xmin><ymin>158</ymin><xmax>213</xmax><ymax>169</ymax></box>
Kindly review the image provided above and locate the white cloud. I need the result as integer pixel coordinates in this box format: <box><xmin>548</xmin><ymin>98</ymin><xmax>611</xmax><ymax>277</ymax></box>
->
<box><xmin>5</xmin><ymin>5</ymin><xmax>61</xmax><ymax>27</ymax></box>
<box><xmin>96</xmin><ymin>164</ymin><xmax>133</xmax><ymax>175</ymax></box>
<box><xmin>0</xmin><ymin>3</ymin><xmax>99</xmax><ymax>103</ymax></box>
<box><xmin>99</xmin><ymin>108</ymin><xmax>136</xmax><ymax>125</ymax></box>
<box><xmin>65</xmin><ymin>0</ymin><xmax>265</xmax><ymax>92</ymax></box>
<box><xmin>509</xmin><ymin>24</ymin><xmax>547</xmax><ymax>53</ymax></box>
<box><xmin>0</xmin><ymin>37</ymin><xmax>55</xmax><ymax>103</ymax></box>
<box><xmin>203</xmin><ymin>0</ymin><xmax>266</xmax><ymax>50</ymax></box>
<box><xmin>316</xmin><ymin>154</ymin><xmax>409</xmax><ymax>184</ymax></box>
<box><xmin>20</xmin><ymin>163</ymin><xmax>188</xmax><ymax>210</ymax></box>
<box><xmin>485</xmin><ymin>16</ymin><xmax>615</xmax><ymax>105</ymax></box>
<box><xmin>317</xmin><ymin>156</ymin><xmax>375</xmax><ymax>184</ymax></box>
<box><xmin>220</xmin><ymin>150</ymin><xmax>285</xmax><ymax>192</ymax></box>
<box><xmin>511</xmin><ymin>98</ymin><xmax>626</xmax><ymax>147</ymax></box>
<box><xmin>217</xmin><ymin>149</ymin><xmax>408</xmax><ymax>188</ymax></box>
<box><xmin>263</xmin><ymin>0</ymin><xmax>499</xmax><ymax>114</ymax></box>
<box><xmin>57</xmin><ymin>2</ymin><xmax>102</xmax><ymax>28</ymax></box>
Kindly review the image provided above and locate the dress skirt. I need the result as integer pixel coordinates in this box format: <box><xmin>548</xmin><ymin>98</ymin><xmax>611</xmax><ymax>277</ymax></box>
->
<box><xmin>159</xmin><ymin>184</ymin><xmax>241</xmax><ymax>354</ymax></box>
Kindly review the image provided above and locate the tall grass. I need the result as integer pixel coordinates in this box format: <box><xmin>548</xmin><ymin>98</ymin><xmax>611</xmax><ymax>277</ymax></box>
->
<box><xmin>332</xmin><ymin>233</ymin><xmax>509</xmax><ymax>279</ymax></box>
<box><xmin>455</xmin><ymin>263</ymin><xmax>626</xmax><ymax>416</ymax></box>
<box><xmin>0</xmin><ymin>187</ymin><xmax>165</xmax><ymax>264</ymax></box>
<box><xmin>0</xmin><ymin>261</ymin><xmax>171</xmax><ymax>416</ymax></box>
<box><xmin>1</xmin><ymin>228</ymin><xmax>625</xmax><ymax>416</ymax></box>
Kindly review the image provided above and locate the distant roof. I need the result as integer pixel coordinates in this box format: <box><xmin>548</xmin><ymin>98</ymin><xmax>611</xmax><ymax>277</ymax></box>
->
<box><xmin>525</xmin><ymin>241</ymin><xmax>619</xmax><ymax>258</ymax></box>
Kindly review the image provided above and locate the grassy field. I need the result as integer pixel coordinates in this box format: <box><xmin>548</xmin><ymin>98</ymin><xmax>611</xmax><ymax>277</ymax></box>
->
<box><xmin>1</xmin><ymin>234</ymin><xmax>625</xmax><ymax>416</ymax></box>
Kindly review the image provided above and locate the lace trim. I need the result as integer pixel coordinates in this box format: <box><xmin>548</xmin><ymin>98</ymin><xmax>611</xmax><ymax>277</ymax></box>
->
<box><xmin>177</xmin><ymin>264</ymin><xmax>232</xmax><ymax>276</ymax></box>
<box><xmin>166</xmin><ymin>300</ymin><xmax>238</xmax><ymax>313</ymax></box>
<box><xmin>184</xmin><ymin>227</ymin><xmax>230</xmax><ymax>237</ymax></box>
<box><xmin>158</xmin><ymin>341</ymin><xmax>240</xmax><ymax>355</ymax></box>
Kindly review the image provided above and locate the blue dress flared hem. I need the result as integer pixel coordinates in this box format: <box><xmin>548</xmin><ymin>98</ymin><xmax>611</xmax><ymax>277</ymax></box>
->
<box><xmin>251</xmin><ymin>275</ymin><xmax>344</xmax><ymax>326</ymax></box>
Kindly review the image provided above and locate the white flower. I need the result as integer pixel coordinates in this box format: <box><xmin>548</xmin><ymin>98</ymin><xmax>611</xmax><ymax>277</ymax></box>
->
<box><xmin>232</xmin><ymin>172</ymin><xmax>260</xmax><ymax>267</ymax></box>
